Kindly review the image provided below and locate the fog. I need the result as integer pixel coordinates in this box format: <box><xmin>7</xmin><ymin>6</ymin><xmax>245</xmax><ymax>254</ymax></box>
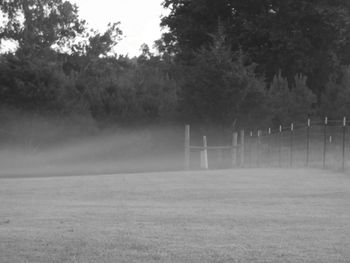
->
<box><xmin>1</xmin><ymin>109</ymin><xmax>346</xmax><ymax>178</ymax></box>
<box><xmin>0</xmin><ymin>110</ymin><xmax>185</xmax><ymax>178</ymax></box>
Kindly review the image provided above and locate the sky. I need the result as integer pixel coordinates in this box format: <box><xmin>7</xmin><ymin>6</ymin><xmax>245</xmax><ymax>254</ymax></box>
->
<box><xmin>70</xmin><ymin>0</ymin><xmax>168</xmax><ymax>57</ymax></box>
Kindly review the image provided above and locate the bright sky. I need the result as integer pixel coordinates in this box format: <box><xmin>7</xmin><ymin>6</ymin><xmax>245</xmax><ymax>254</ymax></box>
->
<box><xmin>70</xmin><ymin>0</ymin><xmax>168</xmax><ymax>57</ymax></box>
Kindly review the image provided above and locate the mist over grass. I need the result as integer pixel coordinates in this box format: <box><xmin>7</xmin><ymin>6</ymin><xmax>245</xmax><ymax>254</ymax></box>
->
<box><xmin>0</xmin><ymin>109</ymin><xmax>186</xmax><ymax>177</ymax></box>
<box><xmin>2</xmin><ymin>107</ymin><xmax>350</xmax><ymax>177</ymax></box>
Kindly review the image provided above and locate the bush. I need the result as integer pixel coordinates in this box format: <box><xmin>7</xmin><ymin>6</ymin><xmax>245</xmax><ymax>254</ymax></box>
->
<box><xmin>319</xmin><ymin>66</ymin><xmax>350</xmax><ymax>119</ymax></box>
<box><xmin>267</xmin><ymin>71</ymin><xmax>316</xmax><ymax>126</ymax></box>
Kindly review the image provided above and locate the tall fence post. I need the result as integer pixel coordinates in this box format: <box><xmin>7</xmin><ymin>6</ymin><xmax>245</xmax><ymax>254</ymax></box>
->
<box><xmin>342</xmin><ymin>117</ymin><xmax>346</xmax><ymax>171</ymax></box>
<box><xmin>278</xmin><ymin>125</ymin><xmax>282</xmax><ymax>168</ymax></box>
<box><xmin>323</xmin><ymin>117</ymin><xmax>328</xmax><ymax>169</ymax></box>
<box><xmin>290</xmin><ymin>123</ymin><xmax>294</xmax><ymax>167</ymax></box>
<box><xmin>202</xmin><ymin>135</ymin><xmax>209</xmax><ymax>169</ymax></box>
<box><xmin>306</xmin><ymin>119</ymin><xmax>310</xmax><ymax>167</ymax></box>
<box><xmin>267</xmin><ymin>128</ymin><xmax>271</xmax><ymax>166</ymax></box>
<box><xmin>232</xmin><ymin>132</ymin><xmax>238</xmax><ymax>168</ymax></box>
<box><xmin>240</xmin><ymin>130</ymin><xmax>245</xmax><ymax>167</ymax></box>
<box><xmin>184</xmin><ymin>124</ymin><xmax>190</xmax><ymax>170</ymax></box>
<box><xmin>257</xmin><ymin>130</ymin><xmax>261</xmax><ymax>167</ymax></box>
<box><xmin>249</xmin><ymin>131</ymin><xmax>253</xmax><ymax>167</ymax></box>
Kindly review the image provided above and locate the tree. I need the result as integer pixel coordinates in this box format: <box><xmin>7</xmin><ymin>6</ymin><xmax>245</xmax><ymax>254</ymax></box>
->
<box><xmin>0</xmin><ymin>0</ymin><xmax>90</xmax><ymax>115</ymax></box>
<box><xmin>0</xmin><ymin>1</ymin><xmax>181</xmax><ymax>127</ymax></box>
<box><xmin>178</xmin><ymin>31</ymin><xmax>267</xmax><ymax>129</ymax></box>
<box><xmin>68</xmin><ymin>47</ymin><xmax>178</xmax><ymax>126</ymax></box>
<box><xmin>267</xmin><ymin>71</ymin><xmax>316</xmax><ymax>126</ymax></box>
<box><xmin>85</xmin><ymin>23</ymin><xmax>123</xmax><ymax>58</ymax></box>
<box><xmin>0</xmin><ymin>0</ymin><xmax>86</xmax><ymax>56</ymax></box>
<box><xmin>161</xmin><ymin>0</ymin><xmax>350</xmax><ymax>95</ymax></box>
<box><xmin>0</xmin><ymin>52</ymin><xmax>85</xmax><ymax>114</ymax></box>
<box><xmin>319</xmin><ymin>66</ymin><xmax>350</xmax><ymax>119</ymax></box>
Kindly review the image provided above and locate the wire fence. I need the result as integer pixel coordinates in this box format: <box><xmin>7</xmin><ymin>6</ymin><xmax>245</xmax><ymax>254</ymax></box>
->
<box><xmin>245</xmin><ymin>117</ymin><xmax>348</xmax><ymax>171</ymax></box>
<box><xmin>184</xmin><ymin>118</ymin><xmax>350</xmax><ymax>172</ymax></box>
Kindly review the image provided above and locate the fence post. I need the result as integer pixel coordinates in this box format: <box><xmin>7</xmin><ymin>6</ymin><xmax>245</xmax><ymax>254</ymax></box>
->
<box><xmin>306</xmin><ymin>119</ymin><xmax>310</xmax><ymax>167</ymax></box>
<box><xmin>290</xmin><ymin>123</ymin><xmax>294</xmax><ymax>167</ymax></box>
<box><xmin>202</xmin><ymin>135</ymin><xmax>209</xmax><ymax>169</ymax></box>
<box><xmin>268</xmin><ymin>128</ymin><xmax>271</xmax><ymax>166</ymax></box>
<box><xmin>184</xmin><ymin>124</ymin><xmax>190</xmax><ymax>170</ymax></box>
<box><xmin>249</xmin><ymin>131</ymin><xmax>253</xmax><ymax>167</ymax></box>
<box><xmin>323</xmin><ymin>117</ymin><xmax>328</xmax><ymax>169</ymax></box>
<box><xmin>240</xmin><ymin>130</ymin><xmax>245</xmax><ymax>167</ymax></box>
<box><xmin>278</xmin><ymin>125</ymin><xmax>282</xmax><ymax>168</ymax></box>
<box><xmin>342</xmin><ymin>117</ymin><xmax>346</xmax><ymax>171</ymax></box>
<box><xmin>257</xmin><ymin>130</ymin><xmax>261</xmax><ymax>167</ymax></box>
<box><xmin>232</xmin><ymin>132</ymin><xmax>238</xmax><ymax>168</ymax></box>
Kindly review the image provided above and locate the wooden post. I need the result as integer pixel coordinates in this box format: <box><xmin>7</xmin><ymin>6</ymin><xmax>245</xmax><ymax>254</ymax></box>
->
<box><xmin>323</xmin><ymin>117</ymin><xmax>328</xmax><ymax>169</ymax></box>
<box><xmin>306</xmin><ymin>119</ymin><xmax>310</xmax><ymax>167</ymax></box>
<box><xmin>232</xmin><ymin>132</ymin><xmax>238</xmax><ymax>168</ymax></box>
<box><xmin>240</xmin><ymin>130</ymin><xmax>245</xmax><ymax>167</ymax></box>
<box><xmin>342</xmin><ymin>117</ymin><xmax>346</xmax><ymax>171</ymax></box>
<box><xmin>184</xmin><ymin>125</ymin><xmax>190</xmax><ymax>170</ymax></box>
<box><xmin>278</xmin><ymin>125</ymin><xmax>282</xmax><ymax>168</ymax></box>
<box><xmin>257</xmin><ymin>130</ymin><xmax>261</xmax><ymax>167</ymax></box>
<box><xmin>290</xmin><ymin>123</ymin><xmax>294</xmax><ymax>167</ymax></box>
<box><xmin>249</xmin><ymin>131</ymin><xmax>253</xmax><ymax>168</ymax></box>
<box><xmin>202</xmin><ymin>135</ymin><xmax>208</xmax><ymax>169</ymax></box>
<box><xmin>268</xmin><ymin>128</ymin><xmax>271</xmax><ymax>166</ymax></box>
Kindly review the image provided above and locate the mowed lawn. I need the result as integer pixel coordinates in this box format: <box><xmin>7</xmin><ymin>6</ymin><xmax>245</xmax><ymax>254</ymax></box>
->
<box><xmin>0</xmin><ymin>169</ymin><xmax>349</xmax><ymax>263</ymax></box>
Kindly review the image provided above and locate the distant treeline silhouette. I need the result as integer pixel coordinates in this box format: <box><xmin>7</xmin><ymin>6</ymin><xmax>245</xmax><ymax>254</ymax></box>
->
<box><xmin>1</xmin><ymin>0</ymin><xmax>350</xmax><ymax>132</ymax></box>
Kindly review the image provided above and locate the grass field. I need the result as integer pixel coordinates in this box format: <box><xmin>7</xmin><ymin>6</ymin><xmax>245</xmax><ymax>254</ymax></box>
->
<box><xmin>0</xmin><ymin>168</ymin><xmax>349</xmax><ymax>263</ymax></box>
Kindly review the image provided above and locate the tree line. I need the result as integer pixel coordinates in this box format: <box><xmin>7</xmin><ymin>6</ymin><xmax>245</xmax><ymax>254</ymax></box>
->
<box><xmin>1</xmin><ymin>0</ymin><xmax>350</xmax><ymax>131</ymax></box>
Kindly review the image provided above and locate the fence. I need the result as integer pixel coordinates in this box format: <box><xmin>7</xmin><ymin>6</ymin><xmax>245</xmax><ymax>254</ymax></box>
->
<box><xmin>184</xmin><ymin>117</ymin><xmax>350</xmax><ymax>172</ymax></box>
<box><xmin>184</xmin><ymin>124</ymin><xmax>244</xmax><ymax>170</ymax></box>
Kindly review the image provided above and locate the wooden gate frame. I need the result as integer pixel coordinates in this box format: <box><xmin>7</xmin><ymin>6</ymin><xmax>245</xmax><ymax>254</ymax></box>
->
<box><xmin>184</xmin><ymin>125</ymin><xmax>245</xmax><ymax>170</ymax></box>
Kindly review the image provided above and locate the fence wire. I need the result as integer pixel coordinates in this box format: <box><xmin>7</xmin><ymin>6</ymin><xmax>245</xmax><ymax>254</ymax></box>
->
<box><xmin>245</xmin><ymin>119</ymin><xmax>348</xmax><ymax>171</ymax></box>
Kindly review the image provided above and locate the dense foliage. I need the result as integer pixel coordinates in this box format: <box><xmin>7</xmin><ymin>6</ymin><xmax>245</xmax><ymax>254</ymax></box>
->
<box><xmin>161</xmin><ymin>0</ymin><xmax>350</xmax><ymax>94</ymax></box>
<box><xmin>1</xmin><ymin>0</ymin><xmax>350</xmax><ymax>132</ymax></box>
